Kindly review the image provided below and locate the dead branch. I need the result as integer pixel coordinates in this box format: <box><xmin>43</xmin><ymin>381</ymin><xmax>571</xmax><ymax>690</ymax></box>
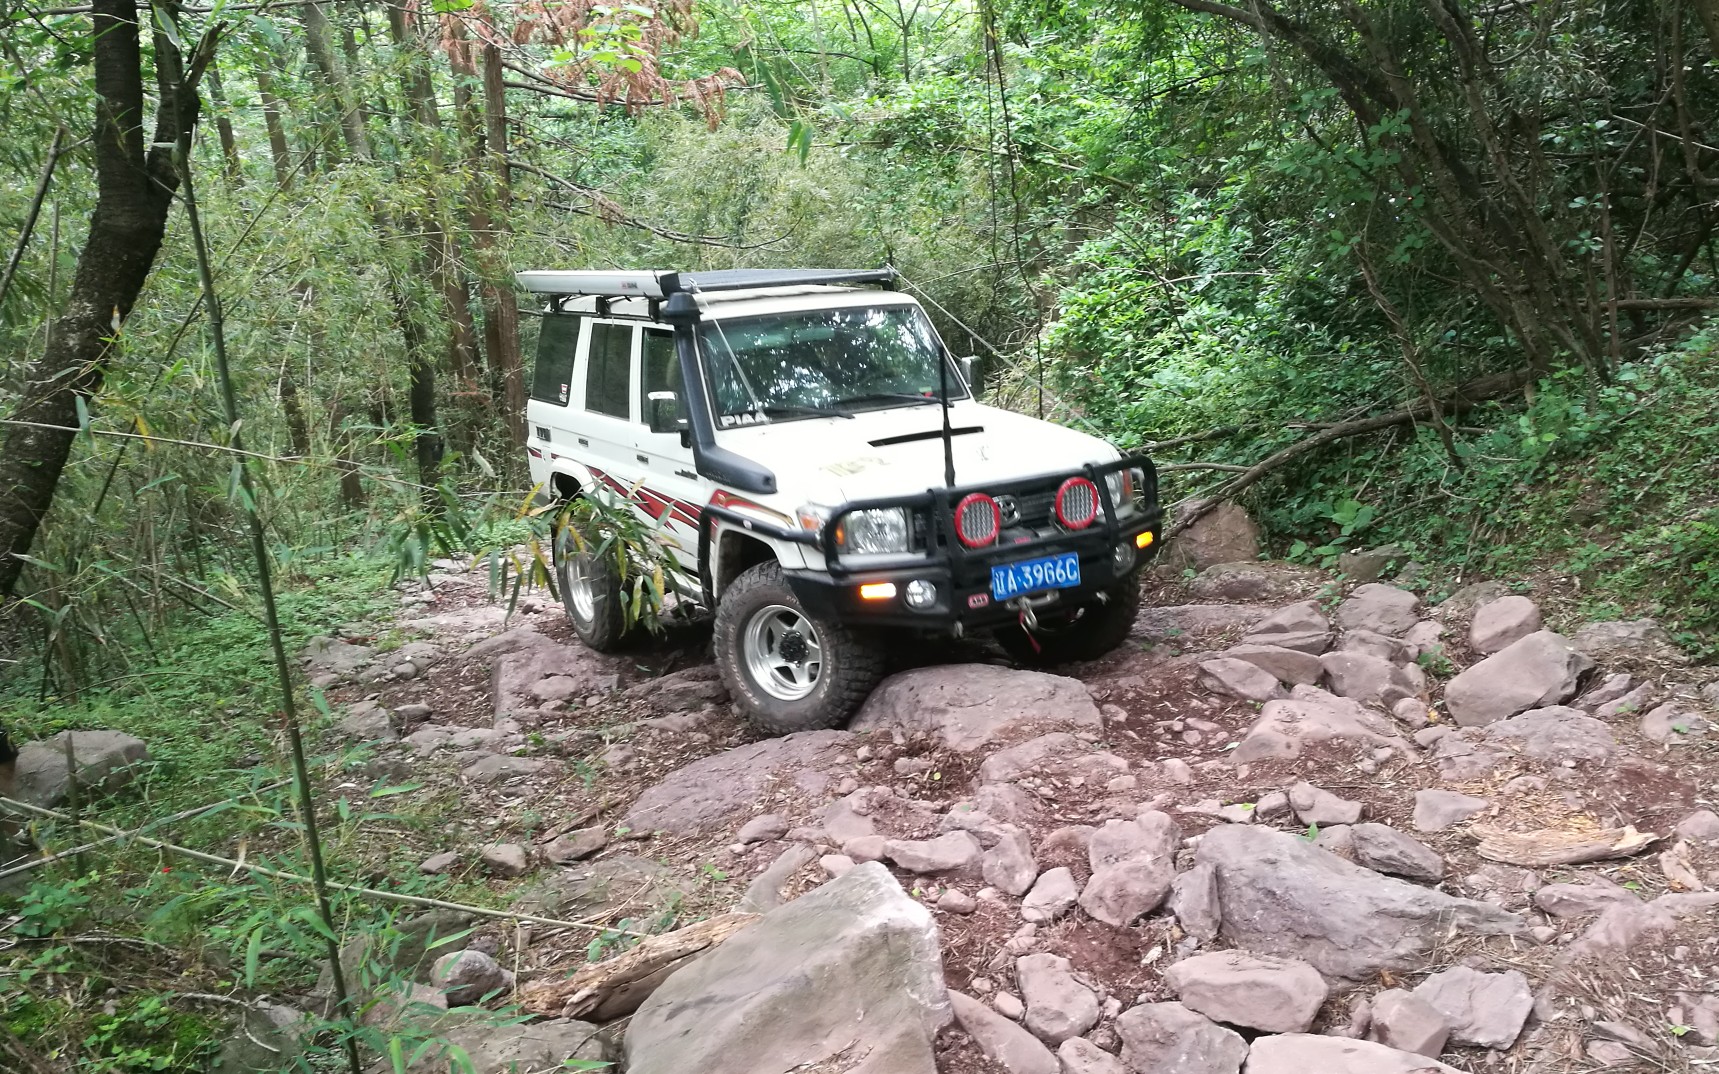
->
<box><xmin>1471</xmin><ymin>824</ymin><xmax>1659</xmax><ymax>867</ymax></box>
<box><xmin>518</xmin><ymin>912</ymin><xmax>757</xmax><ymax>1020</ymax></box>
<box><xmin>0</xmin><ymin>126</ymin><xmax>67</xmax><ymax>311</ymax></box>
<box><xmin>1167</xmin><ymin>368</ymin><xmax>1532</xmax><ymax>537</ymax></box>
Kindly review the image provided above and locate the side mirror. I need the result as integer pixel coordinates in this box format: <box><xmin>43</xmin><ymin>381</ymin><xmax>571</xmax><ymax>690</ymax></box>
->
<box><xmin>958</xmin><ymin>356</ymin><xmax>977</xmax><ymax>390</ymax></box>
<box><xmin>647</xmin><ymin>391</ymin><xmax>687</xmax><ymax>435</ymax></box>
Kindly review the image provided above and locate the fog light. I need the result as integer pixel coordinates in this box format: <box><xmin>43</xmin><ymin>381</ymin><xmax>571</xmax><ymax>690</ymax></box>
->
<box><xmin>1113</xmin><ymin>541</ymin><xmax>1136</xmax><ymax>573</ymax></box>
<box><xmin>904</xmin><ymin>579</ymin><xmax>937</xmax><ymax>609</ymax></box>
<box><xmin>1135</xmin><ymin>530</ymin><xmax>1156</xmax><ymax>550</ymax></box>
<box><xmin>859</xmin><ymin>582</ymin><xmax>897</xmax><ymax>601</ymax></box>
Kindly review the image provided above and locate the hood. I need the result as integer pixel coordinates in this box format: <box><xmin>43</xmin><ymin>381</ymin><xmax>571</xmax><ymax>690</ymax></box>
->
<box><xmin>714</xmin><ymin>401</ymin><xmax>1120</xmax><ymax>504</ymax></box>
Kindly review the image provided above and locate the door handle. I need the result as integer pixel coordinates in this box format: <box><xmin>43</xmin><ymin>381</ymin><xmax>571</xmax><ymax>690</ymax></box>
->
<box><xmin>636</xmin><ymin>454</ymin><xmax>650</xmax><ymax>464</ymax></box>
<box><xmin>675</xmin><ymin>469</ymin><xmax>698</xmax><ymax>480</ymax></box>
<box><xmin>577</xmin><ymin>437</ymin><xmax>589</xmax><ymax>447</ymax></box>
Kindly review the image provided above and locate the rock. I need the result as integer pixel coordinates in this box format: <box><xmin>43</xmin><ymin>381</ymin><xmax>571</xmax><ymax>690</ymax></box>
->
<box><xmin>1289</xmin><ymin>781</ymin><xmax>1363</xmax><ymax>826</ymax></box>
<box><xmin>627</xmin><ymin>862</ymin><xmax>948</xmax><ymax>1074</ymax></box>
<box><xmin>1136</xmin><ymin>604</ymin><xmax>1276</xmax><ymax>642</ymax></box>
<box><xmin>851</xmin><ymin>666</ymin><xmax>1102</xmax><ymax>752</ymax></box>
<box><xmin>420</xmin><ymin>851</ymin><xmax>459</xmax><ymax>875</ymax></box>
<box><xmin>1022</xmin><ymin>868</ymin><xmax>1080</xmax><ymax>923</ymax></box>
<box><xmin>995</xmin><ymin>993</ymin><xmax>1026</xmax><ymax>1020</ymax></box>
<box><xmin>300</xmin><ymin>636</ymin><xmax>375</xmax><ymax>679</ymax></box>
<box><xmin>1349</xmin><ymin>823</ymin><xmax>1443</xmax><ymax>881</ymax></box>
<box><xmin>1564</xmin><ymin>892</ymin><xmax>1719</xmax><ymax>962</ymax></box>
<box><xmin>1413</xmin><ymin>789</ymin><xmax>1489</xmax><ymax>832</ymax></box>
<box><xmin>335</xmin><ymin>701</ymin><xmax>398</xmax><ymax>742</ymax></box>
<box><xmin>1571</xmin><ymin>618</ymin><xmax>1687</xmax><ymax>665</ymax></box>
<box><xmin>1196</xmin><ymin>825</ymin><xmax>1521</xmax><ymax>980</ymax></box>
<box><xmin>1320</xmin><ymin>651</ymin><xmax>1423</xmax><ymax>708</ymax></box>
<box><xmin>737</xmin><ymin>814</ymin><xmax>789</xmax><ymax>844</ymax></box>
<box><xmin>938</xmin><ymin>887</ymin><xmax>975</xmax><ymax>913</ymax></box>
<box><xmin>886</xmin><ymin>832</ymin><xmax>983</xmax><ymax>874</ymax></box>
<box><xmin>1641</xmin><ymin>702</ymin><xmax>1713</xmax><ymax>743</ymax></box>
<box><xmin>1337</xmin><ymin>629</ymin><xmax>1412</xmax><ymax>664</ymax></box>
<box><xmin>1197</xmin><ymin>657</ymin><xmax>1288</xmax><ymax>702</ymax></box>
<box><xmin>1402</xmin><ymin>620</ymin><xmax>1446</xmax><ymax>660</ymax></box>
<box><xmin>1534</xmin><ymin>879</ymin><xmax>1642</xmax><ymax>918</ymax></box>
<box><xmin>821</xmin><ymin>854</ymin><xmax>856</xmax><ymax>879</ymax></box>
<box><xmin>1470</xmin><ymin>595</ymin><xmax>1543</xmax><ymax>654</ymax></box>
<box><xmin>1438</xmin><ymin>580</ymin><xmax>1511</xmax><ymax>618</ymax></box>
<box><xmin>513</xmin><ymin>857</ymin><xmax>688</xmax><ymax>923</ymax></box>
<box><xmin>461</xmin><ymin>754</ymin><xmax>549</xmax><ymax>784</ymax></box>
<box><xmin>1339</xmin><ymin>545</ymin><xmax>1407</xmax><ymax>582</ymax></box>
<box><xmin>543</xmin><ymin>826</ymin><xmax>607</xmax><ymax>864</ymax></box>
<box><xmin>601</xmin><ymin>743</ymin><xmax>637</xmax><ymax>770</ymax></box>
<box><xmin>1245</xmin><ymin>1034</ymin><xmax>1464</xmax><ymax>1073</ymax></box>
<box><xmin>1162</xmin><ymin>502</ymin><xmax>1260</xmax><ymax>571</ymax></box>
<box><xmin>1079</xmin><ymin>813</ymin><xmax>1179</xmax><ymax>927</ymax></box>
<box><xmin>1444</xmin><ymin>631</ymin><xmax>1594</xmax><ymax>727</ymax></box>
<box><xmin>620</xmin><ymin>731</ymin><xmax>853</xmax><ymax>837</ymax></box>
<box><xmin>950</xmin><ymin>990</ymin><xmax>1059</xmax><ymax>1074</ymax></box>
<box><xmin>1188</xmin><ymin>561</ymin><xmax>1324</xmax><ymax>602</ymax></box>
<box><xmin>1164</xmin><ymin>951</ymin><xmax>1327</xmax><ymax>1033</ymax></box>
<box><xmin>1677</xmin><ymin>809</ymin><xmax>1719</xmax><ymax>843</ymax></box>
<box><xmin>1016</xmin><ymin>953</ymin><xmax>1100</xmax><ymax>1045</ymax></box>
<box><xmin>389</xmin><ymin>1011</ymin><xmax>609</xmax><ymax>1073</ymax></box>
<box><xmin>985</xmin><ymin>827</ymin><xmax>1040</xmax><ymax>896</ymax></box>
<box><xmin>12</xmin><ymin>730</ymin><xmax>149</xmax><ymax>808</ymax></box>
<box><xmin>1389</xmin><ymin>698</ymin><xmax>1430</xmax><ymax>729</ymax></box>
<box><xmin>529</xmin><ymin>676</ymin><xmax>582</xmax><ymax>703</ymax></box>
<box><xmin>1578</xmin><ymin>673</ymin><xmax>1635</xmax><ymax>711</ymax></box>
<box><xmin>1254</xmin><ymin>791</ymin><xmax>1290</xmax><ymax>819</ymax></box>
<box><xmin>822</xmin><ymin>794</ymin><xmax>878</xmax><ymax>844</ymax></box>
<box><xmin>1411</xmin><ymin>967</ymin><xmax>1533</xmax><ymax>1048</ymax></box>
<box><xmin>1594</xmin><ymin>683</ymin><xmax>1656</xmax><ymax>720</ymax></box>
<box><xmin>626</xmin><ymin>666</ymin><xmax>730</xmax><ymax>708</ymax></box>
<box><xmin>1481</xmin><ymin>705</ymin><xmax>1618</xmax><ymax>763</ymax></box>
<box><xmin>1221</xmin><ymin>644</ymin><xmax>1324</xmax><ymax>686</ymax></box>
<box><xmin>432</xmin><ymin>949</ymin><xmax>515</xmax><ymax>1007</ymax></box>
<box><xmin>482</xmin><ymin>629</ymin><xmax>626</xmax><ymax>720</ymax></box>
<box><xmin>739</xmin><ymin>844</ymin><xmax>820</xmax><ymax>913</ymax></box>
<box><xmin>312</xmin><ymin>909</ymin><xmax>472</xmax><ymax>1000</ymax></box>
<box><xmin>1057</xmin><ymin>1037</ymin><xmax>1125</xmax><ymax>1074</ymax></box>
<box><xmin>978</xmin><ymin>734</ymin><xmax>1128</xmax><ymax>785</ymax></box>
<box><xmin>844</xmin><ymin>835</ymin><xmax>887</xmax><ymax>862</ymax></box>
<box><xmin>1367</xmin><ymin>989</ymin><xmax>1450</xmax><ymax>1057</ymax></box>
<box><xmin>1169</xmin><ymin>863</ymin><xmax>1221</xmax><ymax>942</ymax></box>
<box><xmin>1239</xmin><ymin>600</ymin><xmax>1333</xmax><ymax>655</ymax></box>
<box><xmin>1233</xmin><ymin>685</ymin><xmax>1404</xmax><ymax>764</ymax></box>
<box><xmin>1115</xmin><ymin>1001</ymin><xmax>1247</xmax><ymax>1074</ymax></box>
<box><xmin>395</xmin><ymin>702</ymin><xmax>433</xmax><ymax>720</ymax></box>
<box><xmin>479</xmin><ymin>843</ymin><xmax>531</xmax><ymax>877</ymax></box>
<box><xmin>212</xmin><ymin>1003</ymin><xmax>308</xmax><ymax>1073</ymax></box>
<box><xmin>1313</xmin><ymin>824</ymin><xmax>1353</xmax><ymax>855</ymax></box>
<box><xmin>1335</xmin><ymin>584</ymin><xmax>1421</xmax><ymax>636</ymax></box>
<box><xmin>447</xmin><ymin>727</ymin><xmax>508</xmax><ymax>752</ymax></box>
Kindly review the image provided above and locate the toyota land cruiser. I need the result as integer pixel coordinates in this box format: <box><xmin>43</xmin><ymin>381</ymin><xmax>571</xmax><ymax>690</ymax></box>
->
<box><xmin>518</xmin><ymin>267</ymin><xmax>1160</xmax><ymax>735</ymax></box>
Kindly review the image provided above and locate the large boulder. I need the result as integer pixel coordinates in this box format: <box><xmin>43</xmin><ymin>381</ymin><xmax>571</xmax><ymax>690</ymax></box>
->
<box><xmin>1187</xmin><ymin>562</ymin><xmax>1324</xmax><ymax>603</ymax></box>
<box><xmin>1334</xmin><ymin>584</ymin><xmax>1420</xmax><ymax>636</ymax></box>
<box><xmin>1470</xmin><ymin>596</ymin><xmax>1542</xmax><ymax>654</ymax></box>
<box><xmin>1232</xmin><ymin>685</ymin><xmax>1405</xmax><ymax>764</ymax></box>
<box><xmin>1571</xmin><ymin>618</ymin><xmax>1688</xmax><ymax>666</ymax></box>
<box><xmin>13</xmin><ymin>731</ymin><xmax>148</xmax><ymax>809</ymax></box>
<box><xmin>1480</xmin><ymin>706</ymin><xmax>1617</xmax><ymax>764</ymax></box>
<box><xmin>1443</xmin><ymin>631</ymin><xmax>1593</xmax><ymax>727</ymax></box>
<box><xmin>1161</xmin><ymin>502</ymin><xmax>1260</xmax><ymax>571</ymax></box>
<box><xmin>620</xmin><ymin>731</ymin><xmax>853</xmax><ymax>836</ymax></box>
<box><xmin>850</xmin><ymin>666</ymin><xmax>1100</xmax><ymax>752</ymax></box>
<box><xmin>1244</xmin><ymin>1035</ymin><xmax>1464</xmax><ymax>1073</ymax></box>
<box><xmin>1195</xmin><ymin>825</ymin><xmax>1522</xmax><ymax>980</ymax></box>
<box><xmin>627</xmin><ymin>862</ymin><xmax>948</xmax><ymax>1074</ymax></box>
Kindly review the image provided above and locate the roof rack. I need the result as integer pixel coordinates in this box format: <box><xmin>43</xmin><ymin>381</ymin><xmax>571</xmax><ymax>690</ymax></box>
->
<box><xmin>514</xmin><ymin>267</ymin><xmax>896</xmax><ymax>299</ymax></box>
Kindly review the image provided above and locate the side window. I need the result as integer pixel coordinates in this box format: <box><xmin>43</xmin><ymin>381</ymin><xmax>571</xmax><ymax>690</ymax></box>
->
<box><xmin>530</xmin><ymin>314</ymin><xmax>580</xmax><ymax>405</ymax></box>
<box><xmin>585</xmin><ymin>322</ymin><xmax>633</xmax><ymax>420</ymax></box>
<box><xmin>640</xmin><ymin>329</ymin><xmax>681</xmax><ymax>420</ymax></box>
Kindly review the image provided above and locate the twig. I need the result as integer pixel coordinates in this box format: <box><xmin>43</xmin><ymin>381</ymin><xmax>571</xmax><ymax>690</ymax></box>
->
<box><xmin>0</xmin><ymin>125</ymin><xmax>66</xmax><ymax>310</ymax></box>
<box><xmin>0</xmin><ymin>796</ymin><xmax>647</xmax><ymax>937</ymax></box>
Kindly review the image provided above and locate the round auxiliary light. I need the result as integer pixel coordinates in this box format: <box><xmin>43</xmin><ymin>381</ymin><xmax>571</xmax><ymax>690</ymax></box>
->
<box><xmin>1056</xmin><ymin>477</ymin><xmax>1101</xmax><ymax>530</ymax></box>
<box><xmin>905</xmin><ymin>579</ymin><xmax>938</xmax><ymax>608</ymax></box>
<box><xmin>954</xmin><ymin>493</ymin><xmax>1001</xmax><ymax>548</ymax></box>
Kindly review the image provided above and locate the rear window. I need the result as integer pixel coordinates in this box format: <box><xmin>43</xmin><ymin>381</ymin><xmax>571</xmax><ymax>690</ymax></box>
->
<box><xmin>531</xmin><ymin>314</ymin><xmax>579</xmax><ymax>405</ymax></box>
<box><xmin>586</xmin><ymin>322</ymin><xmax>633</xmax><ymax>419</ymax></box>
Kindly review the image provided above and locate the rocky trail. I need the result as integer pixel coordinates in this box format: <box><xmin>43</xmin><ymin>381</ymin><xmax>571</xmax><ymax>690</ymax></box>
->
<box><xmin>15</xmin><ymin>550</ymin><xmax>1719</xmax><ymax>1074</ymax></box>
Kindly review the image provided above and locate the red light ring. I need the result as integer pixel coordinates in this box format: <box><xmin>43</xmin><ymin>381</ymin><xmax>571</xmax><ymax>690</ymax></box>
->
<box><xmin>954</xmin><ymin>493</ymin><xmax>1001</xmax><ymax>548</ymax></box>
<box><xmin>1055</xmin><ymin>477</ymin><xmax>1101</xmax><ymax>530</ymax></box>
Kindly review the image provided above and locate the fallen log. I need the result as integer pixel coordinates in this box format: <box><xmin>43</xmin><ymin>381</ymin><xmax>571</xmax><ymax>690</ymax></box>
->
<box><xmin>1471</xmin><ymin>823</ymin><xmax>1658</xmax><ymax>867</ymax></box>
<box><xmin>518</xmin><ymin>912</ymin><xmax>758</xmax><ymax>1021</ymax></box>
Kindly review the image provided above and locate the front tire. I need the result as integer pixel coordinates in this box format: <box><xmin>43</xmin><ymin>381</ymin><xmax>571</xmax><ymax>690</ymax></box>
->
<box><xmin>997</xmin><ymin>575</ymin><xmax>1140</xmax><ymax>667</ymax></box>
<box><xmin>553</xmin><ymin>520</ymin><xmax>631</xmax><ymax>652</ymax></box>
<box><xmin>715</xmin><ymin>562</ymin><xmax>885</xmax><ymax>735</ymax></box>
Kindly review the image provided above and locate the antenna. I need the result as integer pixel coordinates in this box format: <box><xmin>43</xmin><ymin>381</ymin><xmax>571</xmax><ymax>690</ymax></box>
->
<box><xmin>939</xmin><ymin>344</ymin><xmax>956</xmax><ymax>488</ymax></box>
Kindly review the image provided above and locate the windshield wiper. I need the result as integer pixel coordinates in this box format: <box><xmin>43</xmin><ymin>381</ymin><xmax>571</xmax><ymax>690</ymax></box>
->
<box><xmin>833</xmin><ymin>392</ymin><xmax>941</xmax><ymax>409</ymax></box>
<box><xmin>759</xmin><ymin>404</ymin><xmax>854</xmax><ymax>420</ymax></box>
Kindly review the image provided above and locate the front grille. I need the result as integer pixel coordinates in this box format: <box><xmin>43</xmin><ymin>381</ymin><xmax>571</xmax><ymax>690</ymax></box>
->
<box><xmin>1000</xmin><ymin>487</ymin><xmax>1057</xmax><ymax>528</ymax></box>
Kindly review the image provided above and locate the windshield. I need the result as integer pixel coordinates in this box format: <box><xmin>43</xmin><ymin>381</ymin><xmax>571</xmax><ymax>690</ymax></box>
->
<box><xmin>699</xmin><ymin>304</ymin><xmax>967</xmax><ymax>425</ymax></box>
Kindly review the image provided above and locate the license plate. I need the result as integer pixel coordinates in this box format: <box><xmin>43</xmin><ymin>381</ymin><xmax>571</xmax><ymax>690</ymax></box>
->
<box><xmin>991</xmin><ymin>552</ymin><xmax>1081</xmax><ymax>602</ymax></box>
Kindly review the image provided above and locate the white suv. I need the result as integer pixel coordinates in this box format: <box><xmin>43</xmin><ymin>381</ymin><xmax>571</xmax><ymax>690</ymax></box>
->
<box><xmin>517</xmin><ymin>268</ymin><xmax>1161</xmax><ymax>734</ymax></box>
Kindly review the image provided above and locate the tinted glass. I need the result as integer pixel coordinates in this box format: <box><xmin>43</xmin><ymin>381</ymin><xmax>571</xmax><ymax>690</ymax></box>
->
<box><xmin>640</xmin><ymin>329</ymin><xmax>682</xmax><ymax>422</ymax></box>
<box><xmin>585</xmin><ymin>322</ymin><xmax>633</xmax><ymax>419</ymax></box>
<box><xmin>530</xmin><ymin>314</ymin><xmax>579</xmax><ymax>405</ymax></box>
<box><xmin>698</xmin><ymin>305</ymin><xmax>964</xmax><ymax>424</ymax></box>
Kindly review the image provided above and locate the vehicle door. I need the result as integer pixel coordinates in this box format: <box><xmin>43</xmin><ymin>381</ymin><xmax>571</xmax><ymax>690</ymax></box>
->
<box><xmin>573</xmin><ymin>318</ymin><xmax>648</xmax><ymax>518</ymax></box>
<box><xmin>633</xmin><ymin>326</ymin><xmax>705</xmax><ymax>576</ymax></box>
<box><xmin>525</xmin><ymin>311</ymin><xmax>582</xmax><ymax>487</ymax></box>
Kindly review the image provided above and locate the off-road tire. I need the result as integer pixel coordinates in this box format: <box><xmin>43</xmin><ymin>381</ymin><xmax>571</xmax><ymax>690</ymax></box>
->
<box><xmin>715</xmin><ymin>561</ymin><xmax>886</xmax><ymax>736</ymax></box>
<box><xmin>553</xmin><ymin>521</ymin><xmax>631</xmax><ymax>652</ymax></box>
<box><xmin>996</xmin><ymin>574</ymin><xmax>1141</xmax><ymax>667</ymax></box>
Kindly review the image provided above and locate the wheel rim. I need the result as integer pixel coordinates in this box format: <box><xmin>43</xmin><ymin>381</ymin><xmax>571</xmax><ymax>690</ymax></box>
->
<box><xmin>558</xmin><ymin>539</ymin><xmax>597</xmax><ymax>624</ymax></box>
<box><xmin>742</xmin><ymin>604</ymin><xmax>823</xmax><ymax>701</ymax></box>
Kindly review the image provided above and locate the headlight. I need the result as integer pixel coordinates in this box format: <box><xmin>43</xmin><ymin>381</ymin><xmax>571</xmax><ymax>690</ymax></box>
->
<box><xmin>840</xmin><ymin>508</ymin><xmax>911</xmax><ymax>554</ymax></box>
<box><xmin>1105</xmin><ymin>471</ymin><xmax>1138</xmax><ymax>516</ymax></box>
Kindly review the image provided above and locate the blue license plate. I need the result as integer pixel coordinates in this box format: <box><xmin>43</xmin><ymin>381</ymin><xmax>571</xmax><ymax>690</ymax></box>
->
<box><xmin>991</xmin><ymin>552</ymin><xmax>1081</xmax><ymax>602</ymax></box>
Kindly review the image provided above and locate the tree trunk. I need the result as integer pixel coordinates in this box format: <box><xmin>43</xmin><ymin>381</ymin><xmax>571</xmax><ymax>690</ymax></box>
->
<box><xmin>300</xmin><ymin>0</ymin><xmax>371</xmax><ymax>160</ymax></box>
<box><xmin>206</xmin><ymin>59</ymin><xmax>243</xmax><ymax>185</ymax></box>
<box><xmin>256</xmin><ymin>67</ymin><xmax>293</xmax><ymax>187</ymax></box>
<box><xmin>479</xmin><ymin>43</ymin><xmax>525</xmax><ymax>443</ymax></box>
<box><xmin>0</xmin><ymin>0</ymin><xmax>203</xmax><ymax>601</ymax></box>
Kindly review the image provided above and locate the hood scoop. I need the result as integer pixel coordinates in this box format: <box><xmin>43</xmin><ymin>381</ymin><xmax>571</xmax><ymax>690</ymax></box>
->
<box><xmin>869</xmin><ymin>425</ymin><xmax>984</xmax><ymax>448</ymax></box>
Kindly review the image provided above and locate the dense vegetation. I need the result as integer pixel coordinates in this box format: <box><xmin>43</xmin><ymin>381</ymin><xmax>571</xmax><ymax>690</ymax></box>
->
<box><xmin>2</xmin><ymin>0</ymin><xmax>1718</xmax><ymax>1067</ymax></box>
